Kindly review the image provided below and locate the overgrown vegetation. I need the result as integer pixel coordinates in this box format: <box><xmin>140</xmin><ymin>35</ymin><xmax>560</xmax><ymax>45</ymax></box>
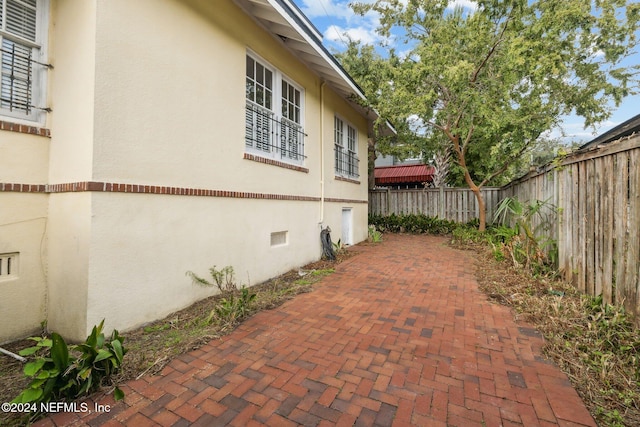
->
<box><xmin>369</xmin><ymin>213</ymin><xmax>458</xmax><ymax>235</ymax></box>
<box><xmin>10</xmin><ymin>320</ymin><xmax>126</xmax><ymax>424</ymax></box>
<box><xmin>453</xmin><ymin>227</ymin><xmax>640</xmax><ymax>426</ymax></box>
<box><xmin>492</xmin><ymin>196</ymin><xmax>558</xmax><ymax>272</ymax></box>
<box><xmin>475</xmin><ymin>250</ymin><xmax>640</xmax><ymax>426</ymax></box>
<box><xmin>187</xmin><ymin>266</ymin><xmax>257</xmax><ymax>326</ymax></box>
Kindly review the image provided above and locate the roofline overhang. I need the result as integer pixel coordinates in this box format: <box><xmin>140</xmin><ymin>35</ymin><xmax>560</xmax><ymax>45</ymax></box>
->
<box><xmin>268</xmin><ymin>0</ymin><xmax>368</xmax><ymax>101</ymax></box>
<box><xmin>233</xmin><ymin>0</ymin><xmax>395</xmax><ymax>135</ymax></box>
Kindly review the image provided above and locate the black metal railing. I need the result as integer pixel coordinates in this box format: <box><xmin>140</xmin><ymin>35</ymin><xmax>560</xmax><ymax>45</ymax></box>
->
<box><xmin>0</xmin><ymin>41</ymin><xmax>52</xmax><ymax>114</ymax></box>
<box><xmin>334</xmin><ymin>145</ymin><xmax>359</xmax><ymax>178</ymax></box>
<box><xmin>245</xmin><ymin>102</ymin><xmax>306</xmax><ymax>162</ymax></box>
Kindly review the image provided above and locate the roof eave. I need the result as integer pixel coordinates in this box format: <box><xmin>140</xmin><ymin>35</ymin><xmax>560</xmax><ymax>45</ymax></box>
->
<box><xmin>233</xmin><ymin>0</ymin><xmax>394</xmax><ymax>132</ymax></box>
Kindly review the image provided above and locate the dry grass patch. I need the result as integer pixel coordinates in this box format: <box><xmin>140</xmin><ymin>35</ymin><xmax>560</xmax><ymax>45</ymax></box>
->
<box><xmin>461</xmin><ymin>241</ymin><xmax>640</xmax><ymax>427</ymax></box>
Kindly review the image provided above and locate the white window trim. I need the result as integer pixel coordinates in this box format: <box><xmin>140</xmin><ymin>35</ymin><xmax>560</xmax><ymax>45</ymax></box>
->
<box><xmin>0</xmin><ymin>0</ymin><xmax>49</xmax><ymax>125</ymax></box>
<box><xmin>245</xmin><ymin>50</ymin><xmax>305</xmax><ymax>166</ymax></box>
<box><xmin>334</xmin><ymin>114</ymin><xmax>359</xmax><ymax>179</ymax></box>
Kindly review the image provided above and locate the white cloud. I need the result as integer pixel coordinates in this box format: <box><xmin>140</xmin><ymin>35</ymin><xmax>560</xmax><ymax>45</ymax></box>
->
<box><xmin>546</xmin><ymin>119</ymin><xmax>619</xmax><ymax>143</ymax></box>
<box><xmin>301</xmin><ymin>0</ymin><xmax>382</xmax><ymax>48</ymax></box>
<box><xmin>447</xmin><ymin>0</ymin><xmax>478</xmax><ymax>11</ymax></box>
<box><xmin>324</xmin><ymin>24</ymin><xmax>380</xmax><ymax>45</ymax></box>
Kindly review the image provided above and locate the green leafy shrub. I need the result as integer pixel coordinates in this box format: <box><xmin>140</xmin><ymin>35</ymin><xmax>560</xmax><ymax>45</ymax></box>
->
<box><xmin>451</xmin><ymin>224</ymin><xmax>486</xmax><ymax>244</ymax></box>
<box><xmin>368</xmin><ymin>214</ymin><xmax>457</xmax><ymax>235</ymax></box>
<box><xmin>492</xmin><ymin>196</ymin><xmax>558</xmax><ymax>274</ymax></box>
<box><xmin>13</xmin><ymin>320</ymin><xmax>126</xmax><ymax>417</ymax></box>
<box><xmin>367</xmin><ymin>225</ymin><xmax>383</xmax><ymax>243</ymax></box>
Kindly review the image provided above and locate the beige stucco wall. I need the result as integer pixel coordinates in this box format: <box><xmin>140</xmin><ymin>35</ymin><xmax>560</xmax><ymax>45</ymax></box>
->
<box><xmin>22</xmin><ymin>0</ymin><xmax>371</xmax><ymax>341</ymax></box>
<box><xmin>43</xmin><ymin>0</ymin><xmax>98</xmax><ymax>340</ymax></box>
<box><xmin>48</xmin><ymin>0</ymin><xmax>96</xmax><ymax>183</ymax></box>
<box><xmin>0</xmin><ymin>192</ymin><xmax>48</xmax><ymax>342</ymax></box>
<box><xmin>0</xmin><ymin>131</ymin><xmax>50</xmax><ymax>183</ymax></box>
<box><xmin>90</xmin><ymin>0</ymin><xmax>325</xmax><ymax>197</ymax></box>
<box><xmin>0</xmin><ymin>126</ymin><xmax>50</xmax><ymax>342</ymax></box>
<box><xmin>86</xmin><ymin>193</ymin><xmax>324</xmax><ymax>334</ymax></box>
<box><xmin>46</xmin><ymin>192</ymin><xmax>92</xmax><ymax>341</ymax></box>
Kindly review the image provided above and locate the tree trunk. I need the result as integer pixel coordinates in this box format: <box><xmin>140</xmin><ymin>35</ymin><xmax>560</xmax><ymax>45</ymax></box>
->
<box><xmin>473</xmin><ymin>186</ymin><xmax>486</xmax><ymax>232</ymax></box>
<box><xmin>449</xmin><ymin>133</ymin><xmax>487</xmax><ymax>231</ymax></box>
<box><xmin>463</xmin><ymin>173</ymin><xmax>487</xmax><ymax>231</ymax></box>
<box><xmin>367</xmin><ymin>138</ymin><xmax>376</xmax><ymax>190</ymax></box>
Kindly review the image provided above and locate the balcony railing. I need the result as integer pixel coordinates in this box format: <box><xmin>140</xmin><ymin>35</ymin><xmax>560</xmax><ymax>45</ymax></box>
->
<box><xmin>245</xmin><ymin>101</ymin><xmax>306</xmax><ymax>163</ymax></box>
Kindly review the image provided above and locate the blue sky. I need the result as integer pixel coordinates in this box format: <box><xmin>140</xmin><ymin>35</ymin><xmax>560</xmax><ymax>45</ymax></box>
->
<box><xmin>293</xmin><ymin>0</ymin><xmax>639</xmax><ymax>145</ymax></box>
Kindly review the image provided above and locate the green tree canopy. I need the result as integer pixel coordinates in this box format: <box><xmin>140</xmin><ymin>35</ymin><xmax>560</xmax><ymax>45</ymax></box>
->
<box><xmin>348</xmin><ymin>0</ymin><xmax>639</xmax><ymax>230</ymax></box>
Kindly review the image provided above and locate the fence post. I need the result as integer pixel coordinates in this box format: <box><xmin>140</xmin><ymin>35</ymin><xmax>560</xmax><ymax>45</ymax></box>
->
<box><xmin>439</xmin><ymin>186</ymin><xmax>444</xmax><ymax>218</ymax></box>
<box><xmin>386</xmin><ymin>187</ymin><xmax>391</xmax><ymax>215</ymax></box>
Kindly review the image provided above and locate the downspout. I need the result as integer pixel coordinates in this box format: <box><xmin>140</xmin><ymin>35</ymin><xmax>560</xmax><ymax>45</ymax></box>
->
<box><xmin>319</xmin><ymin>80</ymin><xmax>326</xmax><ymax>225</ymax></box>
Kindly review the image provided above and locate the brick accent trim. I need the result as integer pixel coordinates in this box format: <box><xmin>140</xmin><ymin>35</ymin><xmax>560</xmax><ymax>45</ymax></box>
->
<box><xmin>0</xmin><ymin>181</ymin><xmax>369</xmax><ymax>204</ymax></box>
<box><xmin>0</xmin><ymin>183</ymin><xmax>47</xmax><ymax>192</ymax></box>
<box><xmin>0</xmin><ymin>120</ymin><xmax>51</xmax><ymax>137</ymax></box>
<box><xmin>243</xmin><ymin>153</ymin><xmax>309</xmax><ymax>173</ymax></box>
<box><xmin>325</xmin><ymin>197</ymin><xmax>368</xmax><ymax>204</ymax></box>
<box><xmin>0</xmin><ymin>181</ymin><xmax>325</xmax><ymax>202</ymax></box>
<box><xmin>335</xmin><ymin>175</ymin><xmax>360</xmax><ymax>185</ymax></box>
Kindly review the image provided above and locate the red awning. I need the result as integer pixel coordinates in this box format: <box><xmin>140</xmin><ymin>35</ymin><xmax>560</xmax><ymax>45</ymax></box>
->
<box><xmin>374</xmin><ymin>164</ymin><xmax>435</xmax><ymax>185</ymax></box>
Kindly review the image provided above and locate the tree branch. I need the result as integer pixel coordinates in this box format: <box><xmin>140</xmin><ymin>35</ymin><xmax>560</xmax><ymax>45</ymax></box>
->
<box><xmin>470</xmin><ymin>10</ymin><xmax>513</xmax><ymax>84</ymax></box>
<box><xmin>479</xmin><ymin>139</ymin><xmax>535</xmax><ymax>187</ymax></box>
<box><xmin>461</xmin><ymin>121</ymin><xmax>474</xmax><ymax>154</ymax></box>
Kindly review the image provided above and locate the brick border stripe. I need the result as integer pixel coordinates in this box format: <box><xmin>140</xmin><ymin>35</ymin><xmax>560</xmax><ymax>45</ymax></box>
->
<box><xmin>0</xmin><ymin>181</ymin><xmax>367</xmax><ymax>204</ymax></box>
<box><xmin>325</xmin><ymin>197</ymin><xmax>367</xmax><ymax>204</ymax></box>
<box><xmin>335</xmin><ymin>175</ymin><xmax>360</xmax><ymax>185</ymax></box>
<box><xmin>243</xmin><ymin>153</ymin><xmax>309</xmax><ymax>173</ymax></box>
<box><xmin>0</xmin><ymin>120</ymin><xmax>50</xmax><ymax>137</ymax></box>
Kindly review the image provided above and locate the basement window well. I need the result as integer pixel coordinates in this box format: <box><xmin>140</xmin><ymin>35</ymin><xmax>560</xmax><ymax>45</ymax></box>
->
<box><xmin>270</xmin><ymin>231</ymin><xmax>288</xmax><ymax>247</ymax></box>
<box><xmin>0</xmin><ymin>253</ymin><xmax>18</xmax><ymax>280</ymax></box>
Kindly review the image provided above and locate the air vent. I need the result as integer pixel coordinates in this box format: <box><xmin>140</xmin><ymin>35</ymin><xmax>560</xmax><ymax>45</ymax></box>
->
<box><xmin>270</xmin><ymin>231</ymin><xmax>288</xmax><ymax>247</ymax></box>
<box><xmin>0</xmin><ymin>252</ymin><xmax>18</xmax><ymax>280</ymax></box>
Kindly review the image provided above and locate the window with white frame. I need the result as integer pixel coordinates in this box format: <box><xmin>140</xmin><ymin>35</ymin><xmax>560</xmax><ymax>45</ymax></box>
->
<box><xmin>0</xmin><ymin>0</ymin><xmax>49</xmax><ymax>122</ymax></box>
<box><xmin>245</xmin><ymin>53</ymin><xmax>305</xmax><ymax>164</ymax></box>
<box><xmin>334</xmin><ymin>115</ymin><xmax>359</xmax><ymax>178</ymax></box>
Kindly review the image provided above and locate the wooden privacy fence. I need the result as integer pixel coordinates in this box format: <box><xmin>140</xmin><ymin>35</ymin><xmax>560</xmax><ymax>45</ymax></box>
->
<box><xmin>503</xmin><ymin>135</ymin><xmax>640</xmax><ymax>322</ymax></box>
<box><xmin>369</xmin><ymin>187</ymin><xmax>501</xmax><ymax>223</ymax></box>
<box><xmin>369</xmin><ymin>134</ymin><xmax>639</xmax><ymax>322</ymax></box>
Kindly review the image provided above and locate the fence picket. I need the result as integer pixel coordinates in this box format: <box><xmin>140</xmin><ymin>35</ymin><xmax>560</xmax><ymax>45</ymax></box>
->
<box><xmin>370</xmin><ymin>135</ymin><xmax>639</xmax><ymax>323</ymax></box>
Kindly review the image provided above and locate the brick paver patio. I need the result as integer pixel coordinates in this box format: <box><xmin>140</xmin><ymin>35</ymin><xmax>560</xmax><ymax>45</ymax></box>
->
<box><xmin>37</xmin><ymin>234</ymin><xmax>596</xmax><ymax>426</ymax></box>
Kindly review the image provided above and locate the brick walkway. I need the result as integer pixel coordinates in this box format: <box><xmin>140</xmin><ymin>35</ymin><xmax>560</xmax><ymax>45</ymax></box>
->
<box><xmin>37</xmin><ymin>234</ymin><xmax>596</xmax><ymax>426</ymax></box>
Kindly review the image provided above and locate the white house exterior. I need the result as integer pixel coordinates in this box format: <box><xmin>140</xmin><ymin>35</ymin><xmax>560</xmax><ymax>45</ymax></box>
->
<box><xmin>0</xmin><ymin>0</ymin><xmax>382</xmax><ymax>342</ymax></box>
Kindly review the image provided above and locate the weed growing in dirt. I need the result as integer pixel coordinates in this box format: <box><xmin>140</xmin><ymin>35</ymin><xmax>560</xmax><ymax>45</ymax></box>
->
<box><xmin>469</xmin><ymin>246</ymin><xmax>640</xmax><ymax>427</ymax></box>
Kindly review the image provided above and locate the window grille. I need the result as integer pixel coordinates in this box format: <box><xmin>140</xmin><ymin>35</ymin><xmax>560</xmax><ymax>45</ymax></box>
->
<box><xmin>334</xmin><ymin>145</ymin><xmax>360</xmax><ymax>178</ymax></box>
<box><xmin>0</xmin><ymin>0</ymin><xmax>51</xmax><ymax>118</ymax></box>
<box><xmin>245</xmin><ymin>53</ymin><xmax>305</xmax><ymax>164</ymax></box>
<box><xmin>334</xmin><ymin>116</ymin><xmax>359</xmax><ymax>178</ymax></box>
